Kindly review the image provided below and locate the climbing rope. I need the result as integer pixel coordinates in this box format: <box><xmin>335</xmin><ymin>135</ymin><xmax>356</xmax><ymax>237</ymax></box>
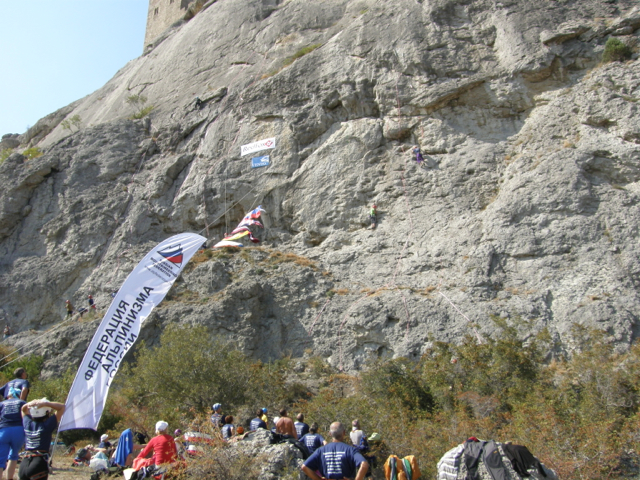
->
<box><xmin>0</xmin><ymin>312</ymin><xmax>81</xmax><ymax>365</ymax></box>
<box><xmin>338</xmin><ymin>294</ymin><xmax>370</xmax><ymax>371</ymax></box>
<box><xmin>308</xmin><ymin>299</ymin><xmax>332</xmax><ymax>336</ymax></box>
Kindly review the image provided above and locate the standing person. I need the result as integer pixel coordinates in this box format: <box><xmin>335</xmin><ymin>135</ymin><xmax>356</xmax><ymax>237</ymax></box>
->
<box><xmin>3</xmin><ymin>326</ymin><xmax>10</xmax><ymax>339</ymax></box>
<box><xmin>18</xmin><ymin>398</ymin><xmax>65</xmax><ymax>480</ymax></box>
<box><xmin>350</xmin><ymin>419</ymin><xmax>365</xmax><ymax>448</ymax></box>
<box><xmin>133</xmin><ymin>421</ymin><xmax>178</xmax><ymax>471</ymax></box>
<box><xmin>250</xmin><ymin>410</ymin><xmax>267</xmax><ymax>431</ymax></box>
<box><xmin>369</xmin><ymin>204</ymin><xmax>377</xmax><ymax>229</ymax></box>
<box><xmin>88</xmin><ymin>295</ymin><xmax>96</xmax><ymax>311</ymax></box>
<box><xmin>0</xmin><ymin>388</ymin><xmax>26</xmax><ymax>480</ymax></box>
<box><xmin>1</xmin><ymin>368</ymin><xmax>30</xmax><ymax>401</ymax></box>
<box><xmin>301</xmin><ymin>422</ymin><xmax>369</xmax><ymax>480</ymax></box>
<box><xmin>210</xmin><ymin>403</ymin><xmax>224</xmax><ymax>427</ymax></box>
<box><xmin>412</xmin><ymin>145</ymin><xmax>424</xmax><ymax>165</ymax></box>
<box><xmin>65</xmin><ymin>300</ymin><xmax>74</xmax><ymax>318</ymax></box>
<box><xmin>300</xmin><ymin>423</ymin><xmax>326</xmax><ymax>455</ymax></box>
<box><xmin>221</xmin><ymin>416</ymin><xmax>234</xmax><ymax>441</ymax></box>
<box><xmin>295</xmin><ymin>413</ymin><xmax>310</xmax><ymax>440</ymax></box>
<box><xmin>275</xmin><ymin>408</ymin><xmax>297</xmax><ymax>438</ymax></box>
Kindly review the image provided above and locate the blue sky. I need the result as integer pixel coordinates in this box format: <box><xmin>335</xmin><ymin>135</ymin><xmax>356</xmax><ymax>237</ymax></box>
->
<box><xmin>0</xmin><ymin>1</ymin><xmax>148</xmax><ymax>136</ymax></box>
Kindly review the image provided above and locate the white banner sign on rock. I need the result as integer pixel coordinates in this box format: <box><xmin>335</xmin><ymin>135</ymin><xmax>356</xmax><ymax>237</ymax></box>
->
<box><xmin>240</xmin><ymin>137</ymin><xmax>276</xmax><ymax>156</ymax></box>
<box><xmin>59</xmin><ymin>232</ymin><xmax>206</xmax><ymax>431</ymax></box>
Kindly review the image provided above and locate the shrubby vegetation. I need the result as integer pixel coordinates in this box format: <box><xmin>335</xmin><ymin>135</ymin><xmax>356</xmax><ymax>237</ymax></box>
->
<box><xmin>22</xmin><ymin>147</ymin><xmax>43</xmax><ymax>159</ymax></box>
<box><xmin>0</xmin><ymin>148</ymin><xmax>13</xmax><ymax>164</ymax></box>
<box><xmin>126</xmin><ymin>94</ymin><xmax>154</xmax><ymax>119</ymax></box>
<box><xmin>9</xmin><ymin>323</ymin><xmax>640</xmax><ymax>479</ymax></box>
<box><xmin>61</xmin><ymin>114</ymin><xmax>82</xmax><ymax>132</ymax></box>
<box><xmin>602</xmin><ymin>38</ymin><xmax>632</xmax><ymax>63</ymax></box>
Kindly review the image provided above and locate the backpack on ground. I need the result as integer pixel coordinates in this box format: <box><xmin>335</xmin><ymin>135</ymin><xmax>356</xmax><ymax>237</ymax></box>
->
<box><xmin>285</xmin><ymin>437</ymin><xmax>311</xmax><ymax>459</ymax></box>
<box><xmin>385</xmin><ymin>455</ymin><xmax>421</xmax><ymax>480</ymax></box>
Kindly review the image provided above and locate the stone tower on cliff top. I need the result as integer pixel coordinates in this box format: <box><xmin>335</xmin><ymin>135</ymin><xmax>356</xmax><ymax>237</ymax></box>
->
<box><xmin>144</xmin><ymin>0</ymin><xmax>196</xmax><ymax>47</ymax></box>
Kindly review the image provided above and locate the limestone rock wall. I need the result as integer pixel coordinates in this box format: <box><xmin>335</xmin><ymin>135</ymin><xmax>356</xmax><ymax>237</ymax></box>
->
<box><xmin>1</xmin><ymin>0</ymin><xmax>640</xmax><ymax>375</ymax></box>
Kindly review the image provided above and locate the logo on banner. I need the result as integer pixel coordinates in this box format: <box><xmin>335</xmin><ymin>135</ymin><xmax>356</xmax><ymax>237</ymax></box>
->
<box><xmin>158</xmin><ymin>244</ymin><xmax>184</xmax><ymax>266</ymax></box>
<box><xmin>147</xmin><ymin>245</ymin><xmax>183</xmax><ymax>282</ymax></box>
<box><xmin>241</xmin><ymin>137</ymin><xmax>277</xmax><ymax>156</ymax></box>
<box><xmin>251</xmin><ymin>156</ymin><xmax>270</xmax><ymax>169</ymax></box>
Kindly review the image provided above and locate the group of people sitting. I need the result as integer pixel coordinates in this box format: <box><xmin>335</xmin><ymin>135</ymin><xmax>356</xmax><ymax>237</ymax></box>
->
<box><xmin>210</xmin><ymin>403</ymin><xmax>374</xmax><ymax>479</ymax></box>
<box><xmin>0</xmin><ymin>370</ymin><xmax>373</xmax><ymax>480</ymax></box>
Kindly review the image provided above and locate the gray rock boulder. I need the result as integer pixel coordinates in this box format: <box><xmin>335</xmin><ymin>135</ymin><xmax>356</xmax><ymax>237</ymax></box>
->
<box><xmin>0</xmin><ymin>0</ymin><xmax>640</xmax><ymax>375</ymax></box>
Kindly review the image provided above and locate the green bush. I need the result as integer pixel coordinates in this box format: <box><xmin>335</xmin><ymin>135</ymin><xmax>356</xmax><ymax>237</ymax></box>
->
<box><xmin>14</xmin><ymin>322</ymin><xmax>640</xmax><ymax>480</ymax></box>
<box><xmin>0</xmin><ymin>148</ymin><xmax>13</xmax><ymax>164</ymax></box>
<box><xmin>602</xmin><ymin>38</ymin><xmax>632</xmax><ymax>63</ymax></box>
<box><xmin>130</xmin><ymin>105</ymin><xmax>154</xmax><ymax>119</ymax></box>
<box><xmin>126</xmin><ymin>94</ymin><xmax>154</xmax><ymax>119</ymax></box>
<box><xmin>61</xmin><ymin>114</ymin><xmax>82</xmax><ymax>132</ymax></box>
<box><xmin>111</xmin><ymin>325</ymin><xmax>298</xmax><ymax>431</ymax></box>
<box><xmin>283</xmin><ymin>43</ymin><xmax>323</xmax><ymax>67</ymax></box>
<box><xmin>22</xmin><ymin>147</ymin><xmax>43</xmax><ymax>159</ymax></box>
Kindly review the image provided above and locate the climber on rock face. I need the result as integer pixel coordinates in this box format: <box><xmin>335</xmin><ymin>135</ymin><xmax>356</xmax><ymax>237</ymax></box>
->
<box><xmin>412</xmin><ymin>145</ymin><xmax>424</xmax><ymax>165</ymax></box>
<box><xmin>370</xmin><ymin>204</ymin><xmax>377</xmax><ymax>229</ymax></box>
<box><xmin>88</xmin><ymin>295</ymin><xmax>96</xmax><ymax>311</ymax></box>
<box><xmin>195</xmin><ymin>97</ymin><xmax>203</xmax><ymax>109</ymax></box>
<box><xmin>65</xmin><ymin>300</ymin><xmax>74</xmax><ymax>318</ymax></box>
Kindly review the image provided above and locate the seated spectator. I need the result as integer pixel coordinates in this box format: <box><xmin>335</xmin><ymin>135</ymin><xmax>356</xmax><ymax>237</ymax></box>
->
<box><xmin>300</xmin><ymin>423</ymin><xmax>327</xmax><ymax>455</ymax></box>
<box><xmin>221</xmin><ymin>416</ymin><xmax>234</xmax><ymax>441</ymax></box>
<box><xmin>275</xmin><ymin>409</ymin><xmax>297</xmax><ymax>438</ymax></box>
<box><xmin>133</xmin><ymin>421</ymin><xmax>177</xmax><ymax>471</ymax></box>
<box><xmin>211</xmin><ymin>403</ymin><xmax>224</xmax><ymax>428</ymax></box>
<box><xmin>250</xmin><ymin>409</ymin><xmax>267</xmax><ymax>431</ymax></box>
<box><xmin>98</xmin><ymin>434</ymin><xmax>111</xmax><ymax>449</ymax></box>
<box><xmin>295</xmin><ymin>413</ymin><xmax>310</xmax><ymax>439</ymax></box>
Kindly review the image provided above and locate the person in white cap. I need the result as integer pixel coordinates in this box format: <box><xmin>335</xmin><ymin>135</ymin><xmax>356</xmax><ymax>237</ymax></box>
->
<box><xmin>98</xmin><ymin>434</ymin><xmax>111</xmax><ymax>449</ymax></box>
<box><xmin>19</xmin><ymin>398</ymin><xmax>65</xmax><ymax>480</ymax></box>
<box><xmin>210</xmin><ymin>403</ymin><xmax>224</xmax><ymax>428</ymax></box>
<box><xmin>133</xmin><ymin>421</ymin><xmax>177</xmax><ymax>471</ymax></box>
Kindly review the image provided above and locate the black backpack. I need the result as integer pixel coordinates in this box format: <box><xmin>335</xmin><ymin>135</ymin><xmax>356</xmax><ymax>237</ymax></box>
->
<box><xmin>269</xmin><ymin>432</ymin><xmax>310</xmax><ymax>459</ymax></box>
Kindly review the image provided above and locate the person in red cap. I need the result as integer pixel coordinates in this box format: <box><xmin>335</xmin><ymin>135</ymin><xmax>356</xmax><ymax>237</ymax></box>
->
<box><xmin>88</xmin><ymin>295</ymin><xmax>96</xmax><ymax>311</ymax></box>
<box><xmin>369</xmin><ymin>204</ymin><xmax>377</xmax><ymax>229</ymax></box>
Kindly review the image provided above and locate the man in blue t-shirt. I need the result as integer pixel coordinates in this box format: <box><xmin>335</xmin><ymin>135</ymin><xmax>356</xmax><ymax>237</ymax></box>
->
<box><xmin>250</xmin><ymin>409</ymin><xmax>267</xmax><ymax>431</ymax></box>
<box><xmin>300</xmin><ymin>423</ymin><xmax>326</xmax><ymax>455</ymax></box>
<box><xmin>0</xmin><ymin>390</ymin><xmax>26</xmax><ymax>480</ymax></box>
<box><xmin>301</xmin><ymin>422</ymin><xmax>369</xmax><ymax>480</ymax></box>
<box><xmin>294</xmin><ymin>413</ymin><xmax>310</xmax><ymax>439</ymax></box>
<box><xmin>0</xmin><ymin>368</ymin><xmax>30</xmax><ymax>401</ymax></box>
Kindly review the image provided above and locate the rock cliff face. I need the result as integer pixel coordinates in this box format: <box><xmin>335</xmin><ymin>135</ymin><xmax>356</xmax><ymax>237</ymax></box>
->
<box><xmin>1</xmin><ymin>0</ymin><xmax>640</xmax><ymax>375</ymax></box>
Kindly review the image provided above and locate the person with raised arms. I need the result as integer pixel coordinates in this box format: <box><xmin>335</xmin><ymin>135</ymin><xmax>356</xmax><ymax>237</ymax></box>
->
<box><xmin>19</xmin><ymin>398</ymin><xmax>65</xmax><ymax>480</ymax></box>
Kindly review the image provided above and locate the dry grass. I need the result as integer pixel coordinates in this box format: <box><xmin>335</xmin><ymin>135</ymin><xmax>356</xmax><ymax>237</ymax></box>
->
<box><xmin>266</xmin><ymin>251</ymin><xmax>317</xmax><ymax>269</ymax></box>
<box><xmin>262</xmin><ymin>43</ymin><xmax>323</xmax><ymax>78</ymax></box>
